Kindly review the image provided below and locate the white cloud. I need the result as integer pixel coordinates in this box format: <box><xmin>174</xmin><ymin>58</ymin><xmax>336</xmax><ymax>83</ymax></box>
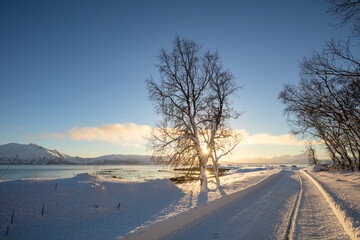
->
<box><xmin>38</xmin><ymin>123</ymin><xmax>152</xmax><ymax>148</ymax></box>
<box><xmin>37</xmin><ymin>124</ymin><xmax>310</xmax><ymax>147</ymax></box>
<box><xmin>237</xmin><ymin>129</ymin><xmax>308</xmax><ymax>146</ymax></box>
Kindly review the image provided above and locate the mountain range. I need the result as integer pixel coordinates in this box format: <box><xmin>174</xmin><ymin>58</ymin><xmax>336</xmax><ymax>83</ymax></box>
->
<box><xmin>0</xmin><ymin>143</ymin><xmax>152</xmax><ymax>165</ymax></box>
<box><xmin>0</xmin><ymin>143</ymin><xmax>312</xmax><ymax>165</ymax></box>
<box><xmin>236</xmin><ymin>154</ymin><xmax>310</xmax><ymax>164</ymax></box>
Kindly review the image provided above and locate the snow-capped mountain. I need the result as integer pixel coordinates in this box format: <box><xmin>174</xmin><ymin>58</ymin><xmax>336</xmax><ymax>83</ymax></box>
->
<box><xmin>0</xmin><ymin>143</ymin><xmax>152</xmax><ymax>165</ymax></box>
<box><xmin>0</xmin><ymin>143</ymin><xmax>76</xmax><ymax>164</ymax></box>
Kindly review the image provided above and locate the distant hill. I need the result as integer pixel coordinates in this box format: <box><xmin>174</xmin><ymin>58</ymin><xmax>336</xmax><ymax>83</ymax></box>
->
<box><xmin>86</xmin><ymin>154</ymin><xmax>152</xmax><ymax>165</ymax></box>
<box><xmin>235</xmin><ymin>154</ymin><xmax>310</xmax><ymax>164</ymax></box>
<box><xmin>0</xmin><ymin>143</ymin><xmax>153</xmax><ymax>165</ymax></box>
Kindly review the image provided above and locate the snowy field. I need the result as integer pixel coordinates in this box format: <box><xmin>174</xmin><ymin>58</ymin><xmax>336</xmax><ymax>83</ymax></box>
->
<box><xmin>0</xmin><ymin>165</ymin><xmax>359</xmax><ymax>239</ymax></box>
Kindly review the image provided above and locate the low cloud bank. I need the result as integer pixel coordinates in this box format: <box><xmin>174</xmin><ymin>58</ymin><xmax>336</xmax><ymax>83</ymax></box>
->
<box><xmin>38</xmin><ymin>123</ymin><xmax>152</xmax><ymax>148</ymax></box>
<box><xmin>238</xmin><ymin>130</ymin><xmax>308</xmax><ymax>146</ymax></box>
<box><xmin>37</xmin><ymin>123</ymin><xmax>309</xmax><ymax>148</ymax></box>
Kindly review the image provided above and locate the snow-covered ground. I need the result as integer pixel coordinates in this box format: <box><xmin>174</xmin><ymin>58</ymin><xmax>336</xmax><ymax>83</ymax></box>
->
<box><xmin>1</xmin><ymin>165</ymin><xmax>359</xmax><ymax>240</ymax></box>
<box><xmin>0</xmin><ymin>166</ymin><xmax>280</xmax><ymax>239</ymax></box>
<box><xmin>0</xmin><ymin>174</ymin><xmax>184</xmax><ymax>239</ymax></box>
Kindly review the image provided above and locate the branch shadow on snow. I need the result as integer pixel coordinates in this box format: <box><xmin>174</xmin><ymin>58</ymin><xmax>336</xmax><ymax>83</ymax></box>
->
<box><xmin>196</xmin><ymin>191</ymin><xmax>209</xmax><ymax>207</ymax></box>
<box><xmin>195</xmin><ymin>186</ymin><xmax>227</xmax><ymax>207</ymax></box>
<box><xmin>217</xmin><ymin>186</ymin><xmax>226</xmax><ymax>197</ymax></box>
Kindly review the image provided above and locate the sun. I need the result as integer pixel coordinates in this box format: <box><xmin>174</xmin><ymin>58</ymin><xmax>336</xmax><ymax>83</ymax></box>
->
<box><xmin>202</xmin><ymin>145</ymin><xmax>209</xmax><ymax>155</ymax></box>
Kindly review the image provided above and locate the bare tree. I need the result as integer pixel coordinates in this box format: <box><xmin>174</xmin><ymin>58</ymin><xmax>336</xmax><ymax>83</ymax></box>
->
<box><xmin>327</xmin><ymin>0</ymin><xmax>360</xmax><ymax>26</ymax></box>
<box><xmin>147</xmin><ymin>36</ymin><xmax>240</xmax><ymax>191</ymax></box>
<box><xmin>279</xmin><ymin>1</ymin><xmax>360</xmax><ymax>171</ymax></box>
<box><xmin>306</xmin><ymin>142</ymin><xmax>319</xmax><ymax>165</ymax></box>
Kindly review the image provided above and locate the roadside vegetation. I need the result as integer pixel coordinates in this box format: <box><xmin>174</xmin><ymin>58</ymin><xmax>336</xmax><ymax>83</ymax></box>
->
<box><xmin>279</xmin><ymin>0</ymin><xmax>360</xmax><ymax>171</ymax></box>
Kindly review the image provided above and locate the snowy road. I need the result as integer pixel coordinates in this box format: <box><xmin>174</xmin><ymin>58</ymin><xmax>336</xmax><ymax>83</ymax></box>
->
<box><xmin>156</xmin><ymin>170</ymin><xmax>350</xmax><ymax>240</ymax></box>
<box><xmin>160</xmin><ymin>170</ymin><xmax>298</xmax><ymax>240</ymax></box>
<box><xmin>290</xmin><ymin>171</ymin><xmax>350</xmax><ymax>240</ymax></box>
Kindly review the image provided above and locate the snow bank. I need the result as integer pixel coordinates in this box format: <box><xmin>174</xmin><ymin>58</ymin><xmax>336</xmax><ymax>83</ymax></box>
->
<box><xmin>306</xmin><ymin>164</ymin><xmax>325</xmax><ymax>172</ymax></box>
<box><xmin>0</xmin><ymin>174</ymin><xmax>184</xmax><ymax>239</ymax></box>
<box><xmin>301</xmin><ymin>170</ymin><xmax>360</xmax><ymax>240</ymax></box>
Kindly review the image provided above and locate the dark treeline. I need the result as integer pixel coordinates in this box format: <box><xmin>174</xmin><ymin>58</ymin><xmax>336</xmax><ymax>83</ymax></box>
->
<box><xmin>279</xmin><ymin>0</ymin><xmax>360</xmax><ymax>171</ymax></box>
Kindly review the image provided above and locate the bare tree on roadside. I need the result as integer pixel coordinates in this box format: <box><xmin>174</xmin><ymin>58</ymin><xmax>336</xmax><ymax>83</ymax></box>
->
<box><xmin>147</xmin><ymin>36</ymin><xmax>241</xmax><ymax>191</ymax></box>
<box><xmin>279</xmin><ymin>0</ymin><xmax>360</xmax><ymax>171</ymax></box>
<box><xmin>306</xmin><ymin>142</ymin><xmax>319</xmax><ymax>165</ymax></box>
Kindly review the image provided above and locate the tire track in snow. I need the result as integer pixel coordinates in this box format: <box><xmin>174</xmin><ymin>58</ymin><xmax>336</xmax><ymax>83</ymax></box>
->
<box><xmin>285</xmin><ymin>172</ymin><xmax>303</xmax><ymax>240</ymax></box>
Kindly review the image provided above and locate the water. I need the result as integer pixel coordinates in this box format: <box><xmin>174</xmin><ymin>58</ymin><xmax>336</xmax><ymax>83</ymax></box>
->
<box><xmin>0</xmin><ymin>163</ymin><xmax>310</xmax><ymax>182</ymax></box>
<box><xmin>0</xmin><ymin>165</ymin><xmax>176</xmax><ymax>182</ymax></box>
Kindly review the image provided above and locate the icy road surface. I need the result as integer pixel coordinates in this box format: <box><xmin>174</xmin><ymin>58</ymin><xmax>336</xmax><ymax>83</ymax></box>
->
<box><xmin>156</xmin><ymin>170</ymin><xmax>350</xmax><ymax>240</ymax></box>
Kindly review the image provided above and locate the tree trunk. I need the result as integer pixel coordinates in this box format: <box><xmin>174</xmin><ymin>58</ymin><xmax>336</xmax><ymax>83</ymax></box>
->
<box><xmin>199</xmin><ymin>156</ymin><xmax>208</xmax><ymax>191</ymax></box>
<box><xmin>214</xmin><ymin>164</ymin><xmax>221</xmax><ymax>188</ymax></box>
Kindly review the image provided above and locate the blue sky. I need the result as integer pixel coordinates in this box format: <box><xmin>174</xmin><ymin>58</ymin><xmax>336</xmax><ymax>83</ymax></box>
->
<box><xmin>0</xmin><ymin>0</ymin><xmax>351</xmax><ymax>160</ymax></box>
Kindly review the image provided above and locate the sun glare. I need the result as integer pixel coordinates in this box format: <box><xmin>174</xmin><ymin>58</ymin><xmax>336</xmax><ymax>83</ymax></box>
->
<box><xmin>202</xmin><ymin>145</ymin><xmax>209</xmax><ymax>155</ymax></box>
